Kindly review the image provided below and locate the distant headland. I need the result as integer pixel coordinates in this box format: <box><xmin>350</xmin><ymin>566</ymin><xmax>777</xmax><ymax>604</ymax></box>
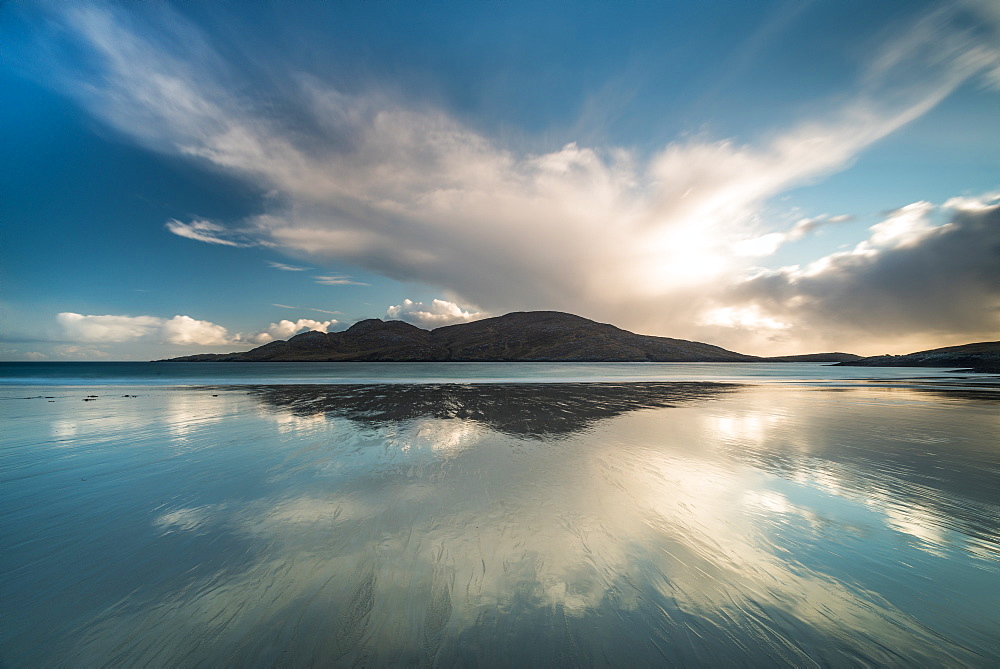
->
<box><xmin>834</xmin><ymin>340</ymin><xmax>1000</xmax><ymax>373</ymax></box>
<box><xmin>159</xmin><ymin>311</ymin><xmax>861</xmax><ymax>363</ymax></box>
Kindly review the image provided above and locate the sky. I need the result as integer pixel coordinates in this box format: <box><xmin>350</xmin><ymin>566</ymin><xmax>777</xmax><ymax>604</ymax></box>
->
<box><xmin>2</xmin><ymin>0</ymin><xmax>999</xmax><ymax>360</ymax></box>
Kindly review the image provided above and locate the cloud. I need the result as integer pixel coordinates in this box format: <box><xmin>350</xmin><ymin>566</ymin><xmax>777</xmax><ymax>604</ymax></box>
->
<box><xmin>56</xmin><ymin>311</ymin><xmax>341</xmax><ymax>348</ymax></box>
<box><xmin>58</xmin><ymin>312</ymin><xmax>233</xmax><ymax>345</ymax></box>
<box><xmin>314</xmin><ymin>275</ymin><xmax>371</xmax><ymax>286</ymax></box>
<box><xmin>734</xmin><ymin>214</ymin><xmax>853</xmax><ymax>257</ymax></box>
<box><xmin>165</xmin><ymin>219</ymin><xmax>250</xmax><ymax>247</ymax></box>
<box><xmin>250</xmin><ymin>318</ymin><xmax>336</xmax><ymax>344</ymax></box>
<box><xmin>727</xmin><ymin>194</ymin><xmax>1000</xmax><ymax>350</ymax></box>
<box><xmin>700</xmin><ymin>306</ymin><xmax>791</xmax><ymax>332</ymax></box>
<box><xmin>53</xmin><ymin>345</ymin><xmax>111</xmax><ymax>359</ymax></box>
<box><xmin>57</xmin><ymin>312</ymin><xmax>164</xmax><ymax>342</ymax></box>
<box><xmin>273</xmin><ymin>303</ymin><xmax>342</xmax><ymax>315</ymax></box>
<box><xmin>160</xmin><ymin>315</ymin><xmax>232</xmax><ymax>345</ymax></box>
<box><xmin>386</xmin><ymin>299</ymin><xmax>486</xmax><ymax>328</ymax></box>
<box><xmin>40</xmin><ymin>4</ymin><xmax>1000</xmax><ymax>353</ymax></box>
<box><xmin>57</xmin><ymin>311</ymin><xmax>343</xmax><ymax>347</ymax></box>
<box><xmin>266</xmin><ymin>261</ymin><xmax>310</xmax><ymax>271</ymax></box>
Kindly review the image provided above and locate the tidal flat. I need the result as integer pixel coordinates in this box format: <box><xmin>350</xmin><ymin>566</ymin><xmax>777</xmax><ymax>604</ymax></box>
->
<box><xmin>2</xmin><ymin>372</ymin><xmax>998</xmax><ymax>665</ymax></box>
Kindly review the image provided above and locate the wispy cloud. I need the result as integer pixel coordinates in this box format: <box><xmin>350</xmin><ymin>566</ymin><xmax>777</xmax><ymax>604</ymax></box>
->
<box><xmin>53</xmin><ymin>345</ymin><xmax>110</xmax><ymax>359</ymax></box>
<box><xmin>266</xmin><ymin>261</ymin><xmax>310</xmax><ymax>271</ymax></box>
<box><xmin>734</xmin><ymin>214</ymin><xmax>854</xmax><ymax>257</ymax></box>
<box><xmin>165</xmin><ymin>219</ymin><xmax>251</xmax><ymax>247</ymax></box>
<box><xmin>273</xmin><ymin>303</ymin><xmax>342</xmax><ymax>315</ymax></box>
<box><xmin>43</xmin><ymin>4</ymin><xmax>1000</xmax><ymax>353</ymax></box>
<box><xmin>314</xmin><ymin>275</ymin><xmax>371</xmax><ymax>287</ymax></box>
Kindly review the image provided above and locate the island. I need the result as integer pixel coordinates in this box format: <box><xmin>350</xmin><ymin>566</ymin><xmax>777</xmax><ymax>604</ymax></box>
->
<box><xmin>160</xmin><ymin>311</ymin><xmax>860</xmax><ymax>363</ymax></box>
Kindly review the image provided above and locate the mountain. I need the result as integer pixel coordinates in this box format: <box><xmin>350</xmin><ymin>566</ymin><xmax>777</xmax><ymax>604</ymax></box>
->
<box><xmin>161</xmin><ymin>311</ymin><xmax>857</xmax><ymax>363</ymax></box>
<box><xmin>835</xmin><ymin>341</ymin><xmax>1000</xmax><ymax>372</ymax></box>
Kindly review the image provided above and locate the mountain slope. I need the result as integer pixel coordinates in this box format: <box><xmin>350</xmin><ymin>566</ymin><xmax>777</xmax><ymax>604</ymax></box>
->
<box><xmin>429</xmin><ymin>311</ymin><xmax>753</xmax><ymax>362</ymax></box>
<box><xmin>163</xmin><ymin>311</ymin><xmax>759</xmax><ymax>362</ymax></box>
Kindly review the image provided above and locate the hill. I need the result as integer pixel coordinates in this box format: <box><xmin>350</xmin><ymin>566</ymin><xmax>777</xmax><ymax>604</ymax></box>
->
<box><xmin>835</xmin><ymin>341</ymin><xmax>1000</xmax><ymax>372</ymax></box>
<box><xmin>161</xmin><ymin>311</ymin><xmax>859</xmax><ymax>363</ymax></box>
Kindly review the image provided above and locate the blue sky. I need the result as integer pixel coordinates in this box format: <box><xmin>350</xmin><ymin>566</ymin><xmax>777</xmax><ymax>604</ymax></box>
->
<box><xmin>2</xmin><ymin>0</ymin><xmax>999</xmax><ymax>359</ymax></box>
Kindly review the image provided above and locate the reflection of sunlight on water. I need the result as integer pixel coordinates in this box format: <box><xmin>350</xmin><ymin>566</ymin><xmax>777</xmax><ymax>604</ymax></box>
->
<box><xmin>51</xmin><ymin>419</ymin><xmax>79</xmax><ymax>440</ymax></box>
<box><xmin>265</xmin><ymin>408</ymin><xmax>330</xmax><ymax>433</ymax></box>
<box><xmin>406</xmin><ymin>419</ymin><xmax>483</xmax><ymax>454</ymax></box>
<box><xmin>744</xmin><ymin>489</ymin><xmax>793</xmax><ymax>515</ymax></box>
<box><xmin>710</xmin><ymin>409</ymin><xmax>789</xmax><ymax>447</ymax></box>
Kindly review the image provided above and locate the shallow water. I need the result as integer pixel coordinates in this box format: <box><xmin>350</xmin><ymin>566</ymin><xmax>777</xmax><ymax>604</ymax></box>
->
<box><xmin>2</xmin><ymin>375</ymin><xmax>999</xmax><ymax>665</ymax></box>
<box><xmin>2</xmin><ymin>360</ymin><xmax>997</xmax><ymax>386</ymax></box>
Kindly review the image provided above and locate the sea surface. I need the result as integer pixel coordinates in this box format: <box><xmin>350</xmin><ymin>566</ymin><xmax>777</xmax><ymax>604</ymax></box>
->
<box><xmin>2</xmin><ymin>362</ymin><xmax>998</xmax><ymax>665</ymax></box>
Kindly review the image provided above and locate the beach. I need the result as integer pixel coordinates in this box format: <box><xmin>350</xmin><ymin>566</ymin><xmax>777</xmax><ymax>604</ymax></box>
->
<box><xmin>2</xmin><ymin>365</ymin><xmax>999</xmax><ymax>665</ymax></box>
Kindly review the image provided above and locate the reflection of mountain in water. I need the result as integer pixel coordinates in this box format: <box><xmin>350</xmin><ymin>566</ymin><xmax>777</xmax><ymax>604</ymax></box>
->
<box><xmin>242</xmin><ymin>382</ymin><xmax>739</xmax><ymax>438</ymax></box>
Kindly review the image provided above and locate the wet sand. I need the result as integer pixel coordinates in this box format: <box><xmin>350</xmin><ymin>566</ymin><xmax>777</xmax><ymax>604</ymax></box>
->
<box><xmin>2</xmin><ymin>381</ymin><xmax>998</xmax><ymax>665</ymax></box>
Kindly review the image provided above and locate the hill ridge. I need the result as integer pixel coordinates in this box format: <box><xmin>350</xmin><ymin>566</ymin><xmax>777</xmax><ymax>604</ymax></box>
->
<box><xmin>835</xmin><ymin>340</ymin><xmax>1000</xmax><ymax>372</ymax></box>
<box><xmin>160</xmin><ymin>311</ymin><xmax>861</xmax><ymax>363</ymax></box>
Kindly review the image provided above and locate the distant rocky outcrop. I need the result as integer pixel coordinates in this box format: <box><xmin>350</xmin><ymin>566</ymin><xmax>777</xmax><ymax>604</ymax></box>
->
<box><xmin>159</xmin><ymin>310</ymin><xmax>862</xmax><ymax>363</ymax></box>
<box><xmin>762</xmin><ymin>352</ymin><xmax>862</xmax><ymax>363</ymax></box>
<box><xmin>835</xmin><ymin>341</ymin><xmax>1000</xmax><ymax>372</ymax></box>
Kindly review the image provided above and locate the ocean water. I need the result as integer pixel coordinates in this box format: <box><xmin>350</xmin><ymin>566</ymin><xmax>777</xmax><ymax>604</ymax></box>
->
<box><xmin>2</xmin><ymin>363</ymin><xmax>998</xmax><ymax>665</ymax></box>
<box><xmin>2</xmin><ymin>360</ymin><xmax>997</xmax><ymax>386</ymax></box>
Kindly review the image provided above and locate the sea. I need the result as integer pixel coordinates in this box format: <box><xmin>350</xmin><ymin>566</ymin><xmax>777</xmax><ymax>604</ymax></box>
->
<box><xmin>2</xmin><ymin>362</ymin><xmax>998</xmax><ymax>666</ymax></box>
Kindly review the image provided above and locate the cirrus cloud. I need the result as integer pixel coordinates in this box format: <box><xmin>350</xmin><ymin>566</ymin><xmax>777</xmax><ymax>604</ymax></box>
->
<box><xmin>266</xmin><ymin>261</ymin><xmax>311</xmax><ymax>272</ymax></box>
<box><xmin>314</xmin><ymin>275</ymin><xmax>371</xmax><ymax>286</ymax></box>
<box><xmin>165</xmin><ymin>219</ymin><xmax>251</xmax><ymax>247</ymax></box>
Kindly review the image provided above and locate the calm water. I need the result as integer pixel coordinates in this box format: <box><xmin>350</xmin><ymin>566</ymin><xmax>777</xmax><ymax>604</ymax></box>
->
<box><xmin>2</xmin><ymin>360</ymin><xmax>997</xmax><ymax>386</ymax></box>
<box><xmin>2</xmin><ymin>363</ymin><xmax>998</xmax><ymax>665</ymax></box>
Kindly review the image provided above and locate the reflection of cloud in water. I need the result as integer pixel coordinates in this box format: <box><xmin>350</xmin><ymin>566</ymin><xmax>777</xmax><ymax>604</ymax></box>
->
<box><xmin>161</xmin><ymin>390</ymin><xmax>232</xmax><ymax>441</ymax></box>
<box><xmin>268</xmin><ymin>410</ymin><xmax>329</xmax><ymax>433</ymax></box>
<box><xmin>882</xmin><ymin>501</ymin><xmax>948</xmax><ymax>554</ymax></box>
<box><xmin>714</xmin><ymin>388</ymin><xmax>1000</xmax><ymax>560</ymax></box>
<box><xmin>38</xmin><ymin>384</ymin><xmax>1000</xmax><ymax>665</ymax></box>
<box><xmin>154</xmin><ymin>505</ymin><xmax>220</xmax><ymax>534</ymax></box>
